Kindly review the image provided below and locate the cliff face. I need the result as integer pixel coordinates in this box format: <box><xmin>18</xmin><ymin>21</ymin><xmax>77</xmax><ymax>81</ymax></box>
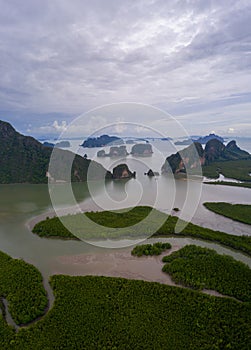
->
<box><xmin>162</xmin><ymin>142</ymin><xmax>204</xmax><ymax>174</ymax></box>
<box><xmin>162</xmin><ymin>139</ymin><xmax>250</xmax><ymax>175</ymax></box>
<box><xmin>204</xmin><ymin>139</ymin><xmax>226</xmax><ymax>163</ymax></box>
<box><xmin>0</xmin><ymin>120</ymin><xmax>111</xmax><ymax>183</ymax></box>
<box><xmin>131</xmin><ymin>143</ymin><xmax>153</xmax><ymax>156</ymax></box>
<box><xmin>112</xmin><ymin>164</ymin><xmax>136</xmax><ymax>179</ymax></box>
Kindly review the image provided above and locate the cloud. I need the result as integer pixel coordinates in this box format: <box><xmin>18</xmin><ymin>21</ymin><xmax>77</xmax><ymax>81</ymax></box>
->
<box><xmin>28</xmin><ymin>120</ymin><xmax>68</xmax><ymax>135</ymax></box>
<box><xmin>0</xmin><ymin>0</ymin><xmax>251</xmax><ymax>136</ymax></box>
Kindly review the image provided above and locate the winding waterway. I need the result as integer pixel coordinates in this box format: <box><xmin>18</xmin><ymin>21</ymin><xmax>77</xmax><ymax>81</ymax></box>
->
<box><xmin>1</xmin><ymin>139</ymin><xmax>251</xmax><ymax>326</ymax></box>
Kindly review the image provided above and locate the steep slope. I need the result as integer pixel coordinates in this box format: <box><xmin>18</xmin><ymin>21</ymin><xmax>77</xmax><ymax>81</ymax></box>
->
<box><xmin>162</xmin><ymin>142</ymin><xmax>205</xmax><ymax>174</ymax></box>
<box><xmin>162</xmin><ymin>138</ymin><xmax>250</xmax><ymax>175</ymax></box>
<box><xmin>0</xmin><ymin>120</ymin><xmax>111</xmax><ymax>184</ymax></box>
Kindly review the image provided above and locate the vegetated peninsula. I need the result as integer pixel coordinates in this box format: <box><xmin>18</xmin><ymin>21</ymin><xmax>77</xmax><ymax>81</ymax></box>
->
<box><xmin>204</xmin><ymin>202</ymin><xmax>251</xmax><ymax>225</ymax></box>
<box><xmin>32</xmin><ymin>206</ymin><xmax>251</xmax><ymax>256</ymax></box>
<box><xmin>0</xmin><ymin>120</ymin><xmax>111</xmax><ymax>184</ymax></box>
<box><xmin>81</xmin><ymin>134</ymin><xmax>123</xmax><ymax>147</ymax></box>
<box><xmin>162</xmin><ymin>138</ymin><xmax>251</xmax><ymax>179</ymax></box>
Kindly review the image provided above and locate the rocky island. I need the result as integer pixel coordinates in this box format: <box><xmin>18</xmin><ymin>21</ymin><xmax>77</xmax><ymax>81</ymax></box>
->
<box><xmin>145</xmin><ymin>169</ymin><xmax>160</xmax><ymax>176</ymax></box>
<box><xmin>97</xmin><ymin>146</ymin><xmax>129</xmax><ymax>157</ymax></box>
<box><xmin>81</xmin><ymin>134</ymin><xmax>123</xmax><ymax>148</ymax></box>
<box><xmin>112</xmin><ymin>164</ymin><xmax>136</xmax><ymax>179</ymax></box>
<box><xmin>131</xmin><ymin>143</ymin><xmax>153</xmax><ymax>156</ymax></box>
<box><xmin>162</xmin><ymin>138</ymin><xmax>250</xmax><ymax>176</ymax></box>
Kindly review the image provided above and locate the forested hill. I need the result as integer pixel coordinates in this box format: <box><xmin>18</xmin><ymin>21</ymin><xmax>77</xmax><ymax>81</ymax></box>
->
<box><xmin>162</xmin><ymin>138</ymin><xmax>250</xmax><ymax>175</ymax></box>
<box><xmin>0</xmin><ymin>120</ymin><xmax>111</xmax><ymax>184</ymax></box>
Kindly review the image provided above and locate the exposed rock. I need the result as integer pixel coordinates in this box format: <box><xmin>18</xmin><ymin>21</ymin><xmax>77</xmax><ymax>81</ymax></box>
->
<box><xmin>162</xmin><ymin>142</ymin><xmax>204</xmax><ymax>174</ymax></box>
<box><xmin>109</xmin><ymin>146</ymin><xmax>128</xmax><ymax>157</ymax></box>
<box><xmin>162</xmin><ymin>139</ymin><xmax>250</xmax><ymax>175</ymax></box>
<box><xmin>226</xmin><ymin>140</ymin><xmax>250</xmax><ymax>157</ymax></box>
<box><xmin>112</xmin><ymin>164</ymin><xmax>136</xmax><ymax>180</ymax></box>
<box><xmin>145</xmin><ymin>169</ymin><xmax>159</xmax><ymax>176</ymax></box>
<box><xmin>131</xmin><ymin>143</ymin><xmax>153</xmax><ymax>156</ymax></box>
<box><xmin>97</xmin><ymin>150</ymin><xmax>106</xmax><ymax>157</ymax></box>
<box><xmin>204</xmin><ymin>139</ymin><xmax>225</xmax><ymax>163</ymax></box>
<box><xmin>97</xmin><ymin>146</ymin><xmax>129</xmax><ymax>157</ymax></box>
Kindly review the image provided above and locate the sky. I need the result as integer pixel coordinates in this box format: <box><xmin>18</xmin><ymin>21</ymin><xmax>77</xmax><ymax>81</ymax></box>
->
<box><xmin>0</xmin><ymin>0</ymin><xmax>251</xmax><ymax>138</ymax></box>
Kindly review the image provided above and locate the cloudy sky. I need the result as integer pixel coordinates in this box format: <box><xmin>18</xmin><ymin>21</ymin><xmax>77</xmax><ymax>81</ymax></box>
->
<box><xmin>0</xmin><ymin>0</ymin><xmax>251</xmax><ymax>137</ymax></box>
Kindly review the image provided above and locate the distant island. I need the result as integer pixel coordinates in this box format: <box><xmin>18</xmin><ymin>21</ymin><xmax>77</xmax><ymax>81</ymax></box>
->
<box><xmin>97</xmin><ymin>145</ymin><xmax>129</xmax><ymax>158</ymax></box>
<box><xmin>175</xmin><ymin>133</ymin><xmax>224</xmax><ymax>146</ymax></box>
<box><xmin>0</xmin><ymin>120</ymin><xmax>111</xmax><ymax>183</ymax></box>
<box><xmin>194</xmin><ymin>133</ymin><xmax>224</xmax><ymax>144</ymax></box>
<box><xmin>125</xmin><ymin>140</ymin><xmax>136</xmax><ymax>144</ymax></box>
<box><xmin>131</xmin><ymin>143</ymin><xmax>153</xmax><ymax>156</ymax></box>
<box><xmin>43</xmin><ymin>141</ymin><xmax>71</xmax><ymax>148</ymax></box>
<box><xmin>161</xmin><ymin>137</ymin><xmax>172</xmax><ymax>141</ymax></box>
<box><xmin>162</xmin><ymin>138</ymin><xmax>250</xmax><ymax>177</ymax></box>
<box><xmin>81</xmin><ymin>134</ymin><xmax>124</xmax><ymax>148</ymax></box>
<box><xmin>174</xmin><ymin>139</ymin><xmax>193</xmax><ymax>146</ymax></box>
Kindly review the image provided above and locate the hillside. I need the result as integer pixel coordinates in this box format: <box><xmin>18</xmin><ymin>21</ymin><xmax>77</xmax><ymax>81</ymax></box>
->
<box><xmin>0</xmin><ymin>120</ymin><xmax>111</xmax><ymax>184</ymax></box>
<box><xmin>162</xmin><ymin>138</ymin><xmax>250</xmax><ymax>175</ymax></box>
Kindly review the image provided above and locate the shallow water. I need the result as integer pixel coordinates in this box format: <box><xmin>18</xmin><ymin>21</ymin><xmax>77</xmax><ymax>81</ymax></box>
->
<box><xmin>0</xmin><ymin>138</ymin><xmax>251</xmax><ymax>281</ymax></box>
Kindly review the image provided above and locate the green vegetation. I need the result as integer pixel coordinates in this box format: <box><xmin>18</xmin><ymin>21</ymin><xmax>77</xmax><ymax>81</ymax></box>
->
<box><xmin>131</xmin><ymin>242</ymin><xmax>171</xmax><ymax>257</ymax></box>
<box><xmin>0</xmin><ymin>315</ymin><xmax>15</xmax><ymax>349</ymax></box>
<box><xmin>162</xmin><ymin>245</ymin><xmax>251</xmax><ymax>302</ymax></box>
<box><xmin>0</xmin><ymin>275</ymin><xmax>250</xmax><ymax>349</ymax></box>
<box><xmin>203</xmin><ymin>159</ymin><xmax>251</xmax><ymax>181</ymax></box>
<box><xmin>204</xmin><ymin>181</ymin><xmax>251</xmax><ymax>189</ymax></box>
<box><xmin>0</xmin><ymin>251</ymin><xmax>47</xmax><ymax>325</ymax></box>
<box><xmin>33</xmin><ymin>206</ymin><xmax>251</xmax><ymax>256</ymax></box>
<box><xmin>204</xmin><ymin>202</ymin><xmax>251</xmax><ymax>225</ymax></box>
<box><xmin>0</xmin><ymin>120</ymin><xmax>111</xmax><ymax>183</ymax></box>
<box><xmin>162</xmin><ymin>139</ymin><xmax>250</xmax><ymax>177</ymax></box>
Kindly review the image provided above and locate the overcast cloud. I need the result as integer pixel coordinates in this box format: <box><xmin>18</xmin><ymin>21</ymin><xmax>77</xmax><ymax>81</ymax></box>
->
<box><xmin>0</xmin><ymin>0</ymin><xmax>251</xmax><ymax>137</ymax></box>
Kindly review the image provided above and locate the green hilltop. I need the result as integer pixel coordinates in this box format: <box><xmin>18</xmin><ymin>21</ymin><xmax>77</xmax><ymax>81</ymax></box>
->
<box><xmin>0</xmin><ymin>120</ymin><xmax>111</xmax><ymax>184</ymax></box>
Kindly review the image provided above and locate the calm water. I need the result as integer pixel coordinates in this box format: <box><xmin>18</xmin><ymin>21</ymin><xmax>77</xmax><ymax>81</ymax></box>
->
<box><xmin>0</xmin><ymin>138</ymin><xmax>251</xmax><ymax>281</ymax></box>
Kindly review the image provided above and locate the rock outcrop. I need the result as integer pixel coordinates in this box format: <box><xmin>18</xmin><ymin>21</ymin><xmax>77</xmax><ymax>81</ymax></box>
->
<box><xmin>97</xmin><ymin>146</ymin><xmax>129</xmax><ymax>157</ymax></box>
<box><xmin>112</xmin><ymin>164</ymin><xmax>136</xmax><ymax>179</ymax></box>
<box><xmin>109</xmin><ymin>146</ymin><xmax>128</xmax><ymax>157</ymax></box>
<box><xmin>131</xmin><ymin>143</ymin><xmax>153</xmax><ymax>156</ymax></box>
<box><xmin>145</xmin><ymin>169</ymin><xmax>160</xmax><ymax>176</ymax></box>
<box><xmin>161</xmin><ymin>139</ymin><xmax>250</xmax><ymax>175</ymax></box>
